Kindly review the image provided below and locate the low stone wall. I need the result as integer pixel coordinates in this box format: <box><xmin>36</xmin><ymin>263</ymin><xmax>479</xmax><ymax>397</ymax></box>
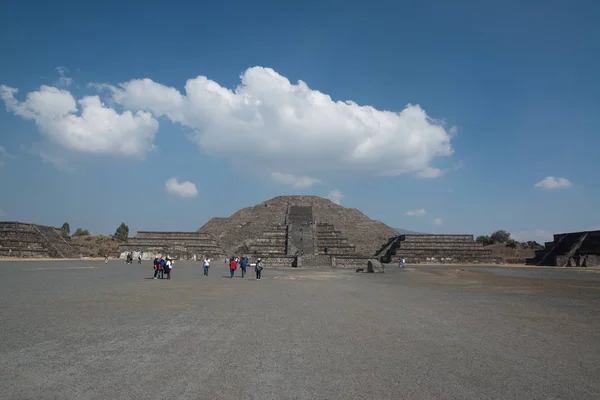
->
<box><xmin>296</xmin><ymin>254</ymin><xmax>332</xmax><ymax>267</ymax></box>
<box><xmin>316</xmin><ymin>247</ymin><xmax>357</xmax><ymax>255</ymax></box>
<box><xmin>119</xmin><ymin>250</ymin><xmax>223</xmax><ymax>261</ymax></box>
<box><xmin>257</xmin><ymin>256</ymin><xmax>296</xmax><ymax>267</ymax></box>
<box><xmin>331</xmin><ymin>256</ymin><xmax>371</xmax><ymax>269</ymax></box>
<box><xmin>399</xmin><ymin>243</ymin><xmax>487</xmax><ymax>249</ymax></box>
<box><xmin>557</xmin><ymin>254</ymin><xmax>600</xmax><ymax>267</ymax></box>
<box><xmin>403</xmin><ymin>234</ymin><xmax>475</xmax><ymax>242</ymax></box>
<box><xmin>125</xmin><ymin>238</ymin><xmax>220</xmax><ymax>247</ymax></box>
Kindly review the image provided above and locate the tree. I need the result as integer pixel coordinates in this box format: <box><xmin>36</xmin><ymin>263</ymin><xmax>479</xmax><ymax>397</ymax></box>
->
<box><xmin>114</xmin><ymin>223</ymin><xmax>129</xmax><ymax>242</ymax></box>
<box><xmin>60</xmin><ymin>222</ymin><xmax>70</xmax><ymax>236</ymax></box>
<box><xmin>490</xmin><ymin>230</ymin><xmax>510</xmax><ymax>244</ymax></box>
<box><xmin>476</xmin><ymin>235</ymin><xmax>494</xmax><ymax>246</ymax></box>
<box><xmin>73</xmin><ymin>228</ymin><xmax>90</xmax><ymax>237</ymax></box>
<box><xmin>505</xmin><ymin>239</ymin><xmax>518</xmax><ymax>248</ymax></box>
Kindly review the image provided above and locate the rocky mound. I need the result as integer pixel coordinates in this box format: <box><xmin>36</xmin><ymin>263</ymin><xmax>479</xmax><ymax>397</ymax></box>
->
<box><xmin>197</xmin><ymin>196</ymin><xmax>398</xmax><ymax>256</ymax></box>
<box><xmin>71</xmin><ymin>235</ymin><xmax>121</xmax><ymax>258</ymax></box>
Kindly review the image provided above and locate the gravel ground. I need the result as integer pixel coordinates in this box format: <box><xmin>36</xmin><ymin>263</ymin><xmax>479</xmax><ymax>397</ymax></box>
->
<box><xmin>0</xmin><ymin>260</ymin><xmax>599</xmax><ymax>399</ymax></box>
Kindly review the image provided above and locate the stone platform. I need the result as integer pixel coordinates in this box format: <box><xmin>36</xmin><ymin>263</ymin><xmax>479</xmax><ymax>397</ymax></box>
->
<box><xmin>0</xmin><ymin>221</ymin><xmax>80</xmax><ymax>258</ymax></box>
<box><xmin>120</xmin><ymin>231</ymin><xmax>224</xmax><ymax>260</ymax></box>
<box><xmin>376</xmin><ymin>234</ymin><xmax>497</xmax><ymax>264</ymax></box>
<box><xmin>527</xmin><ymin>230</ymin><xmax>600</xmax><ymax>267</ymax></box>
<box><xmin>240</xmin><ymin>205</ymin><xmax>367</xmax><ymax>267</ymax></box>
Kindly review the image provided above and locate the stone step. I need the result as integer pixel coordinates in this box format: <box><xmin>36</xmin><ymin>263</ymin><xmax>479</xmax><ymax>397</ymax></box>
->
<box><xmin>398</xmin><ymin>243</ymin><xmax>484</xmax><ymax>249</ymax></box>
<box><xmin>0</xmin><ymin>248</ymin><xmax>50</xmax><ymax>257</ymax></box>
<box><xmin>0</xmin><ymin>232</ymin><xmax>41</xmax><ymax>240</ymax></box>
<box><xmin>402</xmin><ymin>235</ymin><xmax>474</xmax><ymax>242</ymax></box>
<box><xmin>249</xmin><ymin>238</ymin><xmax>287</xmax><ymax>244</ymax></box>
<box><xmin>0</xmin><ymin>242</ymin><xmax>46</xmax><ymax>251</ymax></box>
<box><xmin>395</xmin><ymin>250</ymin><xmax>493</xmax><ymax>257</ymax></box>
<box><xmin>136</xmin><ymin>231</ymin><xmax>214</xmax><ymax>240</ymax></box>
<box><xmin>262</xmin><ymin>232</ymin><xmax>287</xmax><ymax>238</ymax></box>
<box><xmin>317</xmin><ymin>238</ymin><xmax>350</xmax><ymax>245</ymax></box>
<box><xmin>316</xmin><ymin>247</ymin><xmax>356</xmax><ymax>255</ymax></box>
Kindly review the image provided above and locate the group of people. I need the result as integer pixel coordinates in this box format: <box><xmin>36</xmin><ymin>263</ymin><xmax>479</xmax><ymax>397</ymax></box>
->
<box><xmin>144</xmin><ymin>255</ymin><xmax>264</xmax><ymax>280</ymax></box>
<box><xmin>226</xmin><ymin>256</ymin><xmax>264</xmax><ymax>280</ymax></box>
<box><xmin>153</xmin><ymin>256</ymin><xmax>173</xmax><ymax>279</ymax></box>
<box><xmin>124</xmin><ymin>252</ymin><xmax>142</xmax><ymax>264</ymax></box>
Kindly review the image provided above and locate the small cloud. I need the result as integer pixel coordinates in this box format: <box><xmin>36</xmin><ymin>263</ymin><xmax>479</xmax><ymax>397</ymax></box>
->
<box><xmin>326</xmin><ymin>190</ymin><xmax>344</xmax><ymax>205</ymax></box>
<box><xmin>534</xmin><ymin>176</ymin><xmax>573</xmax><ymax>189</ymax></box>
<box><xmin>271</xmin><ymin>172</ymin><xmax>321</xmax><ymax>189</ymax></box>
<box><xmin>55</xmin><ymin>66</ymin><xmax>73</xmax><ymax>88</ymax></box>
<box><xmin>0</xmin><ymin>145</ymin><xmax>15</xmax><ymax>166</ymax></box>
<box><xmin>405</xmin><ymin>208</ymin><xmax>426</xmax><ymax>216</ymax></box>
<box><xmin>418</xmin><ymin>167</ymin><xmax>443</xmax><ymax>179</ymax></box>
<box><xmin>165</xmin><ymin>178</ymin><xmax>198</xmax><ymax>199</ymax></box>
<box><xmin>433</xmin><ymin>218</ymin><xmax>443</xmax><ymax>226</ymax></box>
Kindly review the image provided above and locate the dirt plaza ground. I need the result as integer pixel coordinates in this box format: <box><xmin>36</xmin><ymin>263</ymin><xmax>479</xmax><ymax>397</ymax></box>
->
<box><xmin>1</xmin><ymin>260</ymin><xmax>599</xmax><ymax>399</ymax></box>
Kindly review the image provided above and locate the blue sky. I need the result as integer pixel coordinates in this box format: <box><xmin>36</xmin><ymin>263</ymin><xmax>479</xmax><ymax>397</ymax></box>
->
<box><xmin>1</xmin><ymin>0</ymin><xmax>598</xmax><ymax>242</ymax></box>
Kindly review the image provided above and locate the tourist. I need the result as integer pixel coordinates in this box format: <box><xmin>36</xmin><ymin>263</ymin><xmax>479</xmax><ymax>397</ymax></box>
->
<box><xmin>165</xmin><ymin>257</ymin><xmax>172</xmax><ymax>280</ymax></box>
<box><xmin>158</xmin><ymin>258</ymin><xmax>166</xmax><ymax>279</ymax></box>
<box><xmin>229</xmin><ymin>257</ymin><xmax>237</xmax><ymax>278</ymax></box>
<box><xmin>203</xmin><ymin>257</ymin><xmax>210</xmax><ymax>276</ymax></box>
<box><xmin>137</xmin><ymin>253</ymin><xmax>142</xmax><ymax>264</ymax></box>
<box><xmin>153</xmin><ymin>257</ymin><xmax>160</xmax><ymax>279</ymax></box>
<box><xmin>399</xmin><ymin>258</ymin><xmax>405</xmax><ymax>268</ymax></box>
<box><xmin>255</xmin><ymin>258</ymin><xmax>263</xmax><ymax>280</ymax></box>
<box><xmin>104</xmin><ymin>254</ymin><xmax>108</xmax><ymax>264</ymax></box>
<box><xmin>240</xmin><ymin>257</ymin><xmax>248</xmax><ymax>278</ymax></box>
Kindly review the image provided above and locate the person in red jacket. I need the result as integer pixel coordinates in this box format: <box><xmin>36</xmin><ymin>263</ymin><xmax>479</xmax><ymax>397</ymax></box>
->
<box><xmin>229</xmin><ymin>257</ymin><xmax>237</xmax><ymax>278</ymax></box>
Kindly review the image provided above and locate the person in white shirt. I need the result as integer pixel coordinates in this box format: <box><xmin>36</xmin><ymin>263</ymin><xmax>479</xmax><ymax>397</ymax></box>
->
<box><xmin>165</xmin><ymin>258</ymin><xmax>172</xmax><ymax>279</ymax></box>
<box><xmin>203</xmin><ymin>257</ymin><xmax>211</xmax><ymax>276</ymax></box>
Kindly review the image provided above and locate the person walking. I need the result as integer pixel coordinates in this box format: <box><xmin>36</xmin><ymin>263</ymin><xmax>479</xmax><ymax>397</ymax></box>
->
<box><xmin>229</xmin><ymin>257</ymin><xmax>237</xmax><ymax>278</ymax></box>
<box><xmin>399</xmin><ymin>258</ymin><xmax>406</xmax><ymax>268</ymax></box>
<box><xmin>240</xmin><ymin>257</ymin><xmax>247</xmax><ymax>278</ymax></box>
<box><xmin>203</xmin><ymin>257</ymin><xmax>210</xmax><ymax>276</ymax></box>
<box><xmin>255</xmin><ymin>258</ymin><xmax>263</xmax><ymax>280</ymax></box>
<box><xmin>104</xmin><ymin>254</ymin><xmax>108</xmax><ymax>264</ymax></box>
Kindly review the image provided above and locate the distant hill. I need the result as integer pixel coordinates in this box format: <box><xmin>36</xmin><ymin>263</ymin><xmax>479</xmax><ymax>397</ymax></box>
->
<box><xmin>394</xmin><ymin>228</ymin><xmax>425</xmax><ymax>235</ymax></box>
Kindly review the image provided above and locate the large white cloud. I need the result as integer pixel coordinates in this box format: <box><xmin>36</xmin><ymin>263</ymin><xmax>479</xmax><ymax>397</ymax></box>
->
<box><xmin>0</xmin><ymin>85</ymin><xmax>158</xmax><ymax>157</ymax></box>
<box><xmin>534</xmin><ymin>176</ymin><xmax>573</xmax><ymax>189</ymax></box>
<box><xmin>108</xmin><ymin>66</ymin><xmax>454</xmax><ymax>178</ymax></box>
<box><xmin>165</xmin><ymin>177</ymin><xmax>198</xmax><ymax>198</ymax></box>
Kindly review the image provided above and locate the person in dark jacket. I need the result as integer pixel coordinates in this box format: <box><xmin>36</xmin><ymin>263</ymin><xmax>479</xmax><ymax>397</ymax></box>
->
<box><xmin>239</xmin><ymin>257</ymin><xmax>248</xmax><ymax>278</ymax></box>
<box><xmin>153</xmin><ymin>257</ymin><xmax>159</xmax><ymax>279</ymax></box>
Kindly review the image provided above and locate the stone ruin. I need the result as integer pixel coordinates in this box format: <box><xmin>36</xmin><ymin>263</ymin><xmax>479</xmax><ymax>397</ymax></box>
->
<box><xmin>198</xmin><ymin>196</ymin><xmax>399</xmax><ymax>267</ymax></box>
<box><xmin>526</xmin><ymin>230</ymin><xmax>600</xmax><ymax>267</ymax></box>
<box><xmin>375</xmin><ymin>234</ymin><xmax>498</xmax><ymax>264</ymax></box>
<box><xmin>0</xmin><ymin>222</ymin><xmax>80</xmax><ymax>258</ymax></box>
<box><xmin>119</xmin><ymin>231</ymin><xmax>224</xmax><ymax>260</ymax></box>
<box><xmin>355</xmin><ymin>258</ymin><xmax>385</xmax><ymax>273</ymax></box>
